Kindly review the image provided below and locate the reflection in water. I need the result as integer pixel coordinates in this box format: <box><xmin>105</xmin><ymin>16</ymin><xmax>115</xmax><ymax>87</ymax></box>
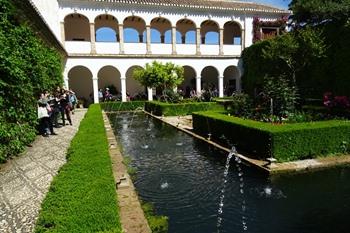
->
<box><xmin>109</xmin><ymin>113</ymin><xmax>350</xmax><ymax>233</ymax></box>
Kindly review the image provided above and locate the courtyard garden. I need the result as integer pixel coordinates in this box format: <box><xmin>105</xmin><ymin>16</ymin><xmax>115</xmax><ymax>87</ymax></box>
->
<box><xmin>1</xmin><ymin>0</ymin><xmax>350</xmax><ymax>233</ymax></box>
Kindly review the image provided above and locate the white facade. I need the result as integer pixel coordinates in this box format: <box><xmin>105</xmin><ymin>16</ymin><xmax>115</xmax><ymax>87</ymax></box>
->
<box><xmin>30</xmin><ymin>0</ymin><xmax>289</xmax><ymax>103</ymax></box>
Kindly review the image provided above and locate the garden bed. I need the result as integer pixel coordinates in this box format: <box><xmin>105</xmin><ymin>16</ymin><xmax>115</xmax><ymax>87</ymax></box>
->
<box><xmin>35</xmin><ymin>105</ymin><xmax>122</xmax><ymax>233</ymax></box>
<box><xmin>145</xmin><ymin>101</ymin><xmax>223</xmax><ymax>116</ymax></box>
<box><xmin>193</xmin><ymin>111</ymin><xmax>350</xmax><ymax>162</ymax></box>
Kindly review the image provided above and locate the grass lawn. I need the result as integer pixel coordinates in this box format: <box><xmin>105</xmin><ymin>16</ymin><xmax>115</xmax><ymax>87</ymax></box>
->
<box><xmin>35</xmin><ymin>105</ymin><xmax>122</xmax><ymax>233</ymax></box>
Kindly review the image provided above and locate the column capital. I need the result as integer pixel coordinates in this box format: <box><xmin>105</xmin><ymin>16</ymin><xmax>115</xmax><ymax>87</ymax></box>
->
<box><xmin>90</xmin><ymin>22</ymin><xmax>95</xmax><ymax>26</ymax></box>
<box><xmin>92</xmin><ymin>77</ymin><xmax>98</xmax><ymax>81</ymax></box>
<box><xmin>118</xmin><ymin>23</ymin><xmax>124</xmax><ymax>27</ymax></box>
<box><xmin>146</xmin><ymin>25</ymin><xmax>151</xmax><ymax>28</ymax></box>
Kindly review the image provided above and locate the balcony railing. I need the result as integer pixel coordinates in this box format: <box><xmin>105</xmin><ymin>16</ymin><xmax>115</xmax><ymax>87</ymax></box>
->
<box><xmin>65</xmin><ymin>41</ymin><xmax>242</xmax><ymax>56</ymax></box>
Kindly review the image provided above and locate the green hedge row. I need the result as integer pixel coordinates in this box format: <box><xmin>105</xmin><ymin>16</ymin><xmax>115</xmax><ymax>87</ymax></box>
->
<box><xmin>100</xmin><ymin>101</ymin><xmax>145</xmax><ymax>112</ymax></box>
<box><xmin>145</xmin><ymin>101</ymin><xmax>223</xmax><ymax>116</ymax></box>
<box><xmin>35</xmin><ymin>105</ymin><xmax>122</xmax><ymax>233</ymax></box>
<box><xmin>0</xmin><ymin>0</ymin><xmax>63</xmax><ymax>162</ymax></box>
<box><xmin>193</xmin><ymin>111</ymin><xmax>350</xmax><ymax>162</ymax></box>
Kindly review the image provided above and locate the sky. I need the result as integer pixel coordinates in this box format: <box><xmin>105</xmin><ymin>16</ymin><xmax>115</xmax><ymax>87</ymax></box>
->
<box><xmin>251</xmin><ymin>0</ymin><xmax>291</xmax><ymax>10</ymax></box>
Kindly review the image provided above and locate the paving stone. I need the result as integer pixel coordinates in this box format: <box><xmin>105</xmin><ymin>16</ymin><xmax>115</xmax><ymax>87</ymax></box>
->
<box><xmin>33</xmin><ymin>174</ymin><xmax>53</xmax><ymax>192</ymax></box>
<box><xmin>0</xmin><ymin>110</ymin><xmax>86</xmax><ymax>233</ymax></box>
<box><xmin>16</xmin><ymin>161</ymin><xmax>37</xmax><ymax>172</ymax></box>
<box><xmin>1</xmin><ymin>178</ymin><xmax>25</xmax><ymax>192</ymax></box>
<box><xmin>4</xmin><ymin>185</ymin><xmax>37</xmax><ymax>207</ymax></box>
<box><xmin>24</xmin><ymin>166</ymin><xmax>48</xmax><ymax>180</ymax></box>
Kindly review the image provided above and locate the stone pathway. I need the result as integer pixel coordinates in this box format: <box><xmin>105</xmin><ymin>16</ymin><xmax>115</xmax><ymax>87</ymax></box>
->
<box><xmin>0</xmin><ymin>109</ymin><xmax>86</xmax><ymax>233</ymax></box>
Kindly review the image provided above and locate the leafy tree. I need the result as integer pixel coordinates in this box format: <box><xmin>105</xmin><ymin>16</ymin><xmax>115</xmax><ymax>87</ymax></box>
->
<box><xmin>262</xmin><ymin>27</ymin><xmax>327</xmax><ymax>84</ymax></box>
<box><xmin>289</xmin><ymin>0</ymin><xmax>350</xmax><ymax>26</ymax></box>
<box><xmin>261</xmin><ymin>76</ymin><xmax>299</xmax><ymax>121</ymax></box>
<box><xmin>133</xmin><ymin>61</ymin><xmax>184</xmax><ymax>97</ymax></box>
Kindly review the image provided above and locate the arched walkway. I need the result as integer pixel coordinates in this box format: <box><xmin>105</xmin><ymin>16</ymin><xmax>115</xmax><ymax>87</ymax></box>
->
<box><xmin>179</xmin><ymin>66</ymin><xmax>196</xmax><ymax>97</ymax></box>
<box><xmin>223</xmin><ymin>21</ymin><xmax>242</xmax><ymax>45</ymax></box>
<box><xmin>124</xmin><ymin>16</ymin><xmax>146</xmax><ymax>43</ymax></box>
<box><xmin>223</xmin><ymin>66</ymin><xmax>240</xmax><ymax>96</ymax></box>
<box><xmin>200</xmin><ymin>20</ymin><xmax>219</xmax><ymax>44</ymax></box>
<box><xmin>201</xmin><ymin>66</ymin><xmax>219</xmax><ymax>95</ymax></box>
<box><xmin>98</xmin><ymin>66</ymin><xmax>121</xmax><ymax>100</ymax></box>
<box><xmin>150</xmin><ymin>17</ymin><xmax>172</xmax><ymax>43</ymax></box>
<box><xmin>68</xmin><ymin>66</ymin><xmax>93</xmax><ymax>104</ymax></box>
<box><xmin>95</xmin><ymin>14</ymin><xmax>119</xmax><ymax>42</ymax></box>
<box><xmin>126</xmin><ymin>66</ymin><xmax>146</xmax><ymax>100</ymax></box>
<box><xmin>64</xmin><ymin>13</ymin><xmax>90</xmax><ymax>41</ymax></box>
<box><xmin>176</xmin><ymin>19</ymin><xmax>196</xmax><ymax>44</ymax></box>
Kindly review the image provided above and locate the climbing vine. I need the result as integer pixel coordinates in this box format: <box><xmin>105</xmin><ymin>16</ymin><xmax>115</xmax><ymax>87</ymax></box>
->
<box><xmin>0</xmin><ymin>0</ymin><xmax>63</xmax><ymax>162</ymax></box>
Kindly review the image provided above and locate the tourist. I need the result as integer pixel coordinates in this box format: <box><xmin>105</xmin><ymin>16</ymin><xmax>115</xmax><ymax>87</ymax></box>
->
<box><xmin>98</xmin><ymin>88</ymin><xmax>103</xmax><ymax>102</ymax></box>
<box><xmin>69</xmin><ymin>89</ymin><xmax>77</xmax><ymax>114</ymax></box>
<box><xmin>38</xmin><ymin>93</ymin><xmax>57</xmax><ymax>136</ymax></box>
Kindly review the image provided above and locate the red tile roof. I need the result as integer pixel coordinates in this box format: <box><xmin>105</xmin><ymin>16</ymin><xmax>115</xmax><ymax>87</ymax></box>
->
<box><xmin>80</xmin><ymin>0</ymin><xmax>290</xmax><ymax>13</ymax></box>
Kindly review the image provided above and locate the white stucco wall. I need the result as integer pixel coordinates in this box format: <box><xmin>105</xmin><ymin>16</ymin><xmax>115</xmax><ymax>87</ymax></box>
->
<box><xmin>30</xmin><ymin>0</ymin><xmax>61</xmax><ymax>40</ymax></box>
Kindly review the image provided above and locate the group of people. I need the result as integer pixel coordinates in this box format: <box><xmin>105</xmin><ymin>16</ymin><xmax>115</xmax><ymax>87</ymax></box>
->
<box><xmin>37</xmin><ymin>87</ymin><xmax>77</xmax><ymax>137</ymax></box>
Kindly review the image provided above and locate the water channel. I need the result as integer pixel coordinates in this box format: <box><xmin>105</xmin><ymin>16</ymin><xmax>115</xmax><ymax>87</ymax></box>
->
<box><xmin>109</xmin><ymin>112</ymin><xmax>350</xmax><ymax>233</ymax></box>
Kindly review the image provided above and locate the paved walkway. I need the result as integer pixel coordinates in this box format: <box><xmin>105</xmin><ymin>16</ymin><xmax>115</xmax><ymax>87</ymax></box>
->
<box><xmin>0</xmin><ymin>109</ymin><xmax>86</xmax><ymax>233</ymax></box>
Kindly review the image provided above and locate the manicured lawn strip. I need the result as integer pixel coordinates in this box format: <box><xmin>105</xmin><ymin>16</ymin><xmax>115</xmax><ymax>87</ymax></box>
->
<box><xmin>193</xmin><ymin>111</ymin><xmax>350</xmax><ymax>162</ymax></box>
<box><xmin>100</xmin><ymin>101</ymin><xmax>145</xmax><ymax>111</ymax></box>
<box><xmin>145</xmin><ymin>101</ymin><xmax>223</xmax><ymax>116</ymax></box>
<box><xmin>35</xmin><ymin>105</ymin><xmax>122</xmax><ymax>233</ymax></box>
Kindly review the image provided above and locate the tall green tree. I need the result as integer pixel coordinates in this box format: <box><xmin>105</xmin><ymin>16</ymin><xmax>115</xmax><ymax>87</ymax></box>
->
<box><xmin>133</xmin><ymin>61</ymin><xmax>184</xmax><ymax>92</ymax></box>
<box><xmin>289</xmin><ymin>0</ymin><xmax>350</xmax><ymax>25</ymax></box>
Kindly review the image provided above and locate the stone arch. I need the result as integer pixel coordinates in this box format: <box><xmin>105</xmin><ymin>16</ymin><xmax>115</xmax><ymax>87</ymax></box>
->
<box><xmin>179</xmin><ymin>66</ymin><xmax>197</xmax><ymax>97</ymax></box>
<box><xmin>223</xmin><ymin>66</ymin><xmax>240</xmax><ymax>96</ymax></box>
<box><xmin>126</xmin><ymin>66</ymin><xmax>146</xmax><ymax>99</ymax></box>
<box><xmin>98</xmin><ymin>66</ymin><xmax>121</xmax><ymax>100</ymax></box>
<box><xmin>150</xmin><ymin>17</ymin><xmax>172</xmax><ymax>44</ymax></box>
<box><xmin>123</xmin><ymin>16</ymin><xmax>146</xmax><ymax>43</ymax></box>
<box><xmin>223</xmin><ymin>21</ymin><xmax>242</xmax><ymax>45</ymax></box>
<box><xmin>95</xmin><ymin>14</ymin><xmax>119</xmax><ymax>42</ymax></box>
<box><xmin>200</xmin><ymin>20</ymin><xmax>219</xmax><ymax>44</ymax></box>
<box><xmin>201</xmin><ymin>66</ymin><xmax>219</xmax><ymax>93</ymax></box>
<box><xmin>68</xmin><ymin>66</ymin><xmax>93</xmax><ymax>103</ymax></box>
<box><xmin>64</xmin><ymin>13</ymin><xmax>90</xmax><ymax>41</ymax></box>
<box><xmin>176</xmin><ymin>18</ymin><xmax>196</xmax><ymax>44</ymax></box>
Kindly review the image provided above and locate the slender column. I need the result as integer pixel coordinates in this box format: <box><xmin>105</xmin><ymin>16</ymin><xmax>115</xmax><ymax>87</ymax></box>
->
<box><xmin>60</xmin><ymin>22</ymin><xmax>65</xmax><ymax>45</ymax></box>
<box><xmin>241</xmin><ymin>29</ymin><xmax>245</xmax><ymax>51</ymax></box>
<box><xmin>219</xmin><ymin>28</ymin><xmax>224</xmax><ymax>55</ymax></box>
<box><xmin>92</xmin><ymin>77</ymin><xmax>99</xmax><ymax>103</ymax></box>
<box><xmin>64</xmin><ymin>78</ymin><xmax>69</xmax><ymax>90</ymax></box>
<box><xmin>236</xmin><ymin>77</ymin><xmax>242</xmax><ymax>93</ymax></box>
<box><xmin>160</xmin><ymin>35</ymin><xmax>165</xmax><ymax>43</ymax></box>
<box><xmin>196</xmin><ymin>76</ymin><xmax>201</xmax><ymax>95</ymax></box>
<box><xmin>218</xmin><ymin>76</ymin><xmax>224</xmax><ymax>98</ymax></box>
<box><xmin>139</xmin><ymin>34</ymin><xmax>144</xmax><ymax>43</ymax></box>
<box><xmin>121</xmin><ymin>77</ymin><xmax>127</xmax><ymax>102</ymax></box>
<box><xmin>172</xmin><ymin>26</ymin><xmax>177</xmax><ymax>54</ymax></box>
<box><xmin>118</xmin><ymin>24</ymin><xmax>124</xmax><ymax>54</ymax></box>
<box><xmin>146</xmin><ymin>25</ymin><xmax>151</xmax><ymax>54</ymax></box>
<box><xmin>147</xmin><ymin>87</ymin><xmax>153</xmax><ymax>101</ymax></box>
<box><xmin>196</xmin><ymin>27</ymin><xmax>201</xmax><ymax>55</ymax></box>
<box><xmin>90</xmin><ymin>23</ymin><xmax>96</xmax><ymax>54</ymax></box>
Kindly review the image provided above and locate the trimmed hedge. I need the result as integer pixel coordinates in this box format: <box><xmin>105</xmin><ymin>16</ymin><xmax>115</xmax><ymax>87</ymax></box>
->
<box><xmin>193</xmin><ymin>111</ymin><xmax>350</xmax><ymax>162</ymax></box>
<box><xmin>100</xmin><ymin>101</ymin><xmax>145</xmax><ymax>112</ymax></box>
<box><xmin>145</xmin><ymin>101</ymin><xmax>223</xmax><ymax>116</ymax></box>
<box><xmin>35</xmin><ymin>105</ymin><xmax>122</xmax><ymax>233</ymax></box>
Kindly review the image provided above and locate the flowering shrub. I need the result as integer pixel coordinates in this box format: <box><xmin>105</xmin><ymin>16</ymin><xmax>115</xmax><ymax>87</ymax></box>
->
<box><xmin>323</xmin><ymin>92</ymin><xmax>350</xmax><ymax>110</ymax></box>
